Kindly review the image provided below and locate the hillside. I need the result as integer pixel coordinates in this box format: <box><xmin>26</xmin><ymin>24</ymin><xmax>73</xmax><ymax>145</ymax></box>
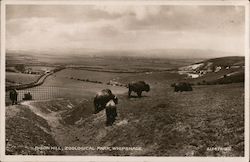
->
<box><xmin>6</xmin><ymin>104</ymin><xmax>64</xmax><ymax>155</ymax></box>
<box><xmin>5</xmin><ymin>83</ymin><xmax>244</xmax><ymax>156</ymax></box>
<box><xmin>5</xmin><ymin>56</ymin><xmax>244</xmax><ymax>156</ymax></box>
<box><xmin>178</xmin><ymin>56</ymin><xmax>244</xmax><ymax>85</ymax></box>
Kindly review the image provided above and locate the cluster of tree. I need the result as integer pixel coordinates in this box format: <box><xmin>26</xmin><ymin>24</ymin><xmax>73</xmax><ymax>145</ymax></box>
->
<box><xmin>6</xmin><ymin>69</ymin><xmax>17</xmax><ymax>72</ymax></box>
<box><xmin>52</xmin><ymin>66</ymin><xmax>65</xmax><ymax>73</ymax></box>
<box><xmin>107</xmin><ymin>81</ymin><xmax>127</xmax><ymax>87</ymax></box>
<box><xmin>6</xmin><ymin>79</ymin><xmax>16</xmax><ymax>84</ymax></box>
<box><xmin>69</xmin><ymin>77</ymin><xmax>103</xmax><ymax>84</ymax></box>
<box><xmin>14</xmin><ymin>64</ymin><xmax>26</xmax><ymax>73</ymax></box>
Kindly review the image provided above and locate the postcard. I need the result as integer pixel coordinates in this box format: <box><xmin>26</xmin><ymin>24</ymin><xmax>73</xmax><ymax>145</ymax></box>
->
<box><xmin>1</xmin><ymin>0</ymin><xmax>249</xmax><ymax>162</ymax></box>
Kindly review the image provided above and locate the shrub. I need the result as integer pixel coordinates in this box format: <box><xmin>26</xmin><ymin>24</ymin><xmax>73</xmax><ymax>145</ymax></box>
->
<box><xmin>15</xmin><ymin>64</ymin><xmax>26</xmax><ymax>73</ymax></box>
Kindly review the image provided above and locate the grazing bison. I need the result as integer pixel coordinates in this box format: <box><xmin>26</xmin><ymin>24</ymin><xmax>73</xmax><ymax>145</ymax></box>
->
<box><xmin>172</xmin><ymin>82</ymin><xmax>193</xmax><ymax>92</ymax></box>
<box><xmin>9</xmin><ymin>89</ymin><xmax>18</xmax><ymax>105</ymax></box>
<box><xmin>105</xmin><ymin>100</ymin><xmax>117</xmax><ymax>126</ymax></box>
<box><xmin>23</xmin><ymin>92</ymin><xmax>32</xmax><ymax>100</ymax></box>
<box><xmin>93</xmin><ymin>89</ymin><xmax>118</xmax><ymax>114</ymax></box>
<box><xmin>128</xmin><ymin>81</ymin><xmax>150</xmax><ymax>97</ymax></box>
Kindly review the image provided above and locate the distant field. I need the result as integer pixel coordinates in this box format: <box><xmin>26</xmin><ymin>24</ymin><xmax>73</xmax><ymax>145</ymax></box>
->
<box><xmin>26</xmin><ymin>65</ymin><xmax>55</xmax><ymax>71</ymax></box>
<box><xmin>6</xmin><ymin>72</ymin><xmax>40</xmax><ymax>86</ymax></box>
<box><xmin>9</xmin><ymin>69</ymin><xmax>128</xmax><ymax>103</ymax></box>
<box><xmin>7</xmin><ymin>52</ymin><xmax>198</xmax><ymax>70</ymax></box>
<box><xmin>26</xmin><ymin>65</ymin><xmax>56</xmax><ymax>72</ymax></box>
<box><xmin>187</xmin><ymin>69</ymin><xmax>244</xmax><ymax>85</ymax></box>
<box><xmin>56</xmin><ymin>69</ymin><xmax>139</xmax><ymax>84</ymax></box>
<box><xmin>6</xmin><ymin>65</ymin><xmax>56</xmax><ymax>74</ymax></box>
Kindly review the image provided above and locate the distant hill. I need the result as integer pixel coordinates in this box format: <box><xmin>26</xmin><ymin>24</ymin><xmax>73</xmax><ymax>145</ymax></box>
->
<box><xmin>198</xmin><ymin>56</ymin><xmax>244</xmax><ymax>68</ymax></box>
<box><xmin>7</xmin><ymin>48</ymin><xmax>241</xmax><ymax>60</ymax></box>
<box><xmin>178</xmin><ymin>56</ymin><xmax>245</xmax><ymax>85</ymax></box>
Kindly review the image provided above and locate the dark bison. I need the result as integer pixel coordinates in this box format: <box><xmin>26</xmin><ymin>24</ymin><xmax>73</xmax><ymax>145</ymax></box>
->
<box><xmin>105</xmin><ymin>100</ymin><xmax>117</xmax><ymax>126</ymax></box>
<box><xmin>93</xmin><ymin>89</ymin><xmax>118</xmax><ymax>114</ymax></box>
<box><xmin>128</xmin><ymin>81</ymin><xmax>150</xmax><ymax>97</ymax></box>
<box><xmin>172</xmin><ymin>82</ymin><xmax>193</xmax><ymax>92</ymax></box>
<box><xmin>23</xmin><ymin>92</ymin><xmax>32</xmax><ymax>100</ymax></box>
<box><xmin>9</xmin><ymin>89</ymin><xmax>18</xmax><ymax>105</ymax></box>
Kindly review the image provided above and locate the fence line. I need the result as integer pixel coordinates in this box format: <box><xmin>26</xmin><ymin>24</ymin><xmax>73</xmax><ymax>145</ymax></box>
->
<box><xmin>6</xmin><ymin>86</ymin><xmax>63</xmax><ymax>104</ymax></box>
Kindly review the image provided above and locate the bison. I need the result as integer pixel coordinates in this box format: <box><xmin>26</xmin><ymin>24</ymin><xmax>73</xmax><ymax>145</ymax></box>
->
<box><xmin>93</xmin><ymin>89</ymin><xmax>118</xmax><ymax>114</ymax></box>
<box><xmin>23</xmin><ymin>92</ymin><xmax>32</xmax><ymax>100</ymax></box>
<box><xmin>105</xmin><ymin>100</ymin><xmax>117</xmax><ymax>126</ymax></box>
<box><xmin>9</xmin><ymin>89</ymin><xmax>18</xmax><ymax>105</ymax></box>
<box><xmin>128</xmin><ymin>81</ymin><xmax>150</xmax><ymax>97</ymax></box>
<box><xmin>172</xmin><ymin>82</ymin><xmax>193</xmax><ymax>92</ymax></box>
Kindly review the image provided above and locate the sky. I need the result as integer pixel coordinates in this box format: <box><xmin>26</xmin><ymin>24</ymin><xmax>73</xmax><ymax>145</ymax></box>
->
<box><xmin>6</xmin><ymin>5</ymin><xmax>245</xmax><ymax>57</ymax></box>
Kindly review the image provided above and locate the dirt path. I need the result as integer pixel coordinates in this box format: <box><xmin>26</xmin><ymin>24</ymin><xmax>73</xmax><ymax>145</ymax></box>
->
<box><xmin>19</xmin><ymin>99</ymin><xmax>104</xmax><ymax>155</ymax></box>
<box><xmin>20</xmin><ymin>100</ymin><xmax>73</xmax><ymax>148</ymax></box>
<box><xmin>19</xmin><ymin>99</ymin><xmax>131</xmax><ymax>155</ymax></box>
<box><xmin>22</xmin><ymin>101</ymin><xmax>61</xmax><ymax>128</ymax></box>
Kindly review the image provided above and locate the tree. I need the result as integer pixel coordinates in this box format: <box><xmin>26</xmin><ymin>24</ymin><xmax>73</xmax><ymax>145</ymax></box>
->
<box><xmin>15</xmin><ymin>64</ymin><xmax>25</xmax><ymax>73</ymax></box>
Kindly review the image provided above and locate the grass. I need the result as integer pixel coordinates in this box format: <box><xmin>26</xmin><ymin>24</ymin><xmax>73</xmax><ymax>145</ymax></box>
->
<box><xmin>6</xmin><ymin>72</ymin><xmax>40</xmax><ymax>86</ymax></box>
<box><xmin>185</xmin><ymin>69</ymin><xmax>244</xmax><ymax>85</ymax></box>
<box><xmin>55</xmin><ymin>68</ymin><xmax>139</xmax><ymax>83</ymax></box>
<box><xmin>26</xmin><ymin>65</ymin><xmax>55</xmax><ymax>72</ymax></box>
<box><xmin>204</xmin><ymin>56</ymin><xmax>244</xmax><ymax>67</ymax></box>
<box><xmin>6</xmin><ymin>105</ymin><xmax>64</xmax><ymax>155</ymax></box>
<box><xmin>70</xmin><ymin>82</ymin><xmax>244</xmax><ymax>156</ymax></box>
<box><xmin>8</xmin><ymin>70</ymin><xmax>128</xmax><ymax>104</ymax></box>
<box><xmin>5</xmin><ymin>58</ymin><xmax>244</xmax><ymax>156</ymax></box>
<box><xmin>17</xmin><ymin>70</ymin><xmax>242</xmax><ymax>157</ymax></box>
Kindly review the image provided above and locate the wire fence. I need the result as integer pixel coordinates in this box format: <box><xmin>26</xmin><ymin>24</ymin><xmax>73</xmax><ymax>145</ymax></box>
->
<box><xmin>6</xmin><ymin>86</ymin><xmax>62</xmax><ymax>105</ymax></box>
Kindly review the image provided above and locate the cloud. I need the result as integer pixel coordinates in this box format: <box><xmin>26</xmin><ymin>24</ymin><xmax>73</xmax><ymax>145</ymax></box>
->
<box><xmin>94</xmin><ymin>5</ymin><xmax>161</xmax><ymax>20</ymax></box>
<box><xmin>6</xmin><ymin>5</ymin><xmax>245</xmax><ymax>56</ymax></box>
<box><xmin>7</xmin><ymin>5</ymin><xmax>122</xmax><ymax>23</ymax></box>
<box><xmin>122</xmin><ymin>6</ymin><xmax>244</xmax><ymax>35</ymax></box>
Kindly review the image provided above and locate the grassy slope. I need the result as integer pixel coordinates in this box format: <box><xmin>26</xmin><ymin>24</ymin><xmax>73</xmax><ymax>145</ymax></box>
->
<box><xmin>195</xmin><ymin>56</ymin><xmax>244</xmax><ymax>68</ymax></box>
<box><xmin>184</xmin><ymin>56</ymin><xmax>245</xmax><ymax>85</ymax></box>
<box><xmin>6</xmin><ymin>105</ymin><xmax>64</xmax><ymax>155</ymax></box>
<box><xmin>68</xmin><ymin>80</ymin><xmax>244</xmax><ymax>156</ymax></box>
<box><xmin>187</xmin><ymin>69</ymin><xmax>244</xmax><ymax>84</ymax></box>
<box><xmin>205</xmin><ymin>56</ymin><xmax>244</xmax><ymax>67</ymax></box>
<box><xmin>27</xmin><ymin>71</ymin><xmax>243</xmax><ymax>157</ymax></box>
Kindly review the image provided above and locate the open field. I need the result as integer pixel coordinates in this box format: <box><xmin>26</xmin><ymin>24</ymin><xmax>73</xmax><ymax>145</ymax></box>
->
<box><xmin>6</xmin><ymin>72</ymin><xmax>40</xmax><ymax>86</ymax></box>
<box><xmin>7</xmin><ymin>52</ymin><xmax>199</xmax><ymax>70</ymax></box>
<box><xmin>26</xmin><ymin>66</ymin><xmax>55</xmax><ymax>72</ymax></box>
<box><xmin>55</xmin><ymin>68</ymin><xmax>139</xmax><ymax>84</ymax></box>
<box><xmin>5</xmin><ymin>55</ymin><xmax>245</xmax><ymax>156</ymax></box>
<box><xmin>5</xmin><ymin>68</ymin><xmax>129</xmax><ymax>105</ymax></box>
